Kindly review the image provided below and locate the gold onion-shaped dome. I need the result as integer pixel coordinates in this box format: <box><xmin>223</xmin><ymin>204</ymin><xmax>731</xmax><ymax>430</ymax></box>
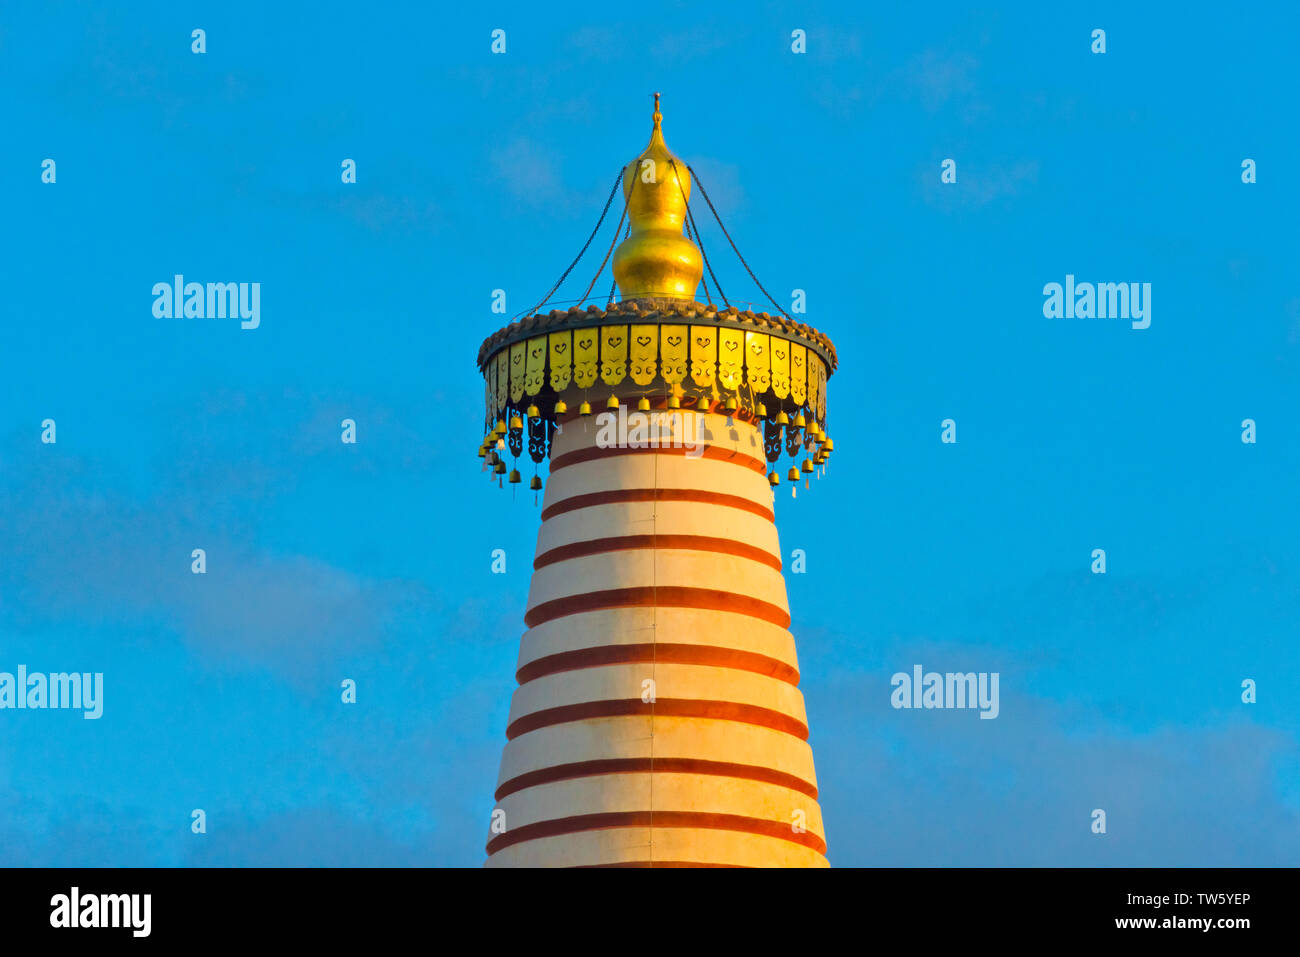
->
<box><xmin>612</xmin><ymin>94</ymin><xmax>704</xmax><ymax>301</ymax></box>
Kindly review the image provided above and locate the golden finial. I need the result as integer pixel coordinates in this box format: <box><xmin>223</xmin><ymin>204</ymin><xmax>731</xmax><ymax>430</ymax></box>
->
<box><xmin>612</xmin><ymin>94</ymin><xmax>703</xmax><ymax>302</ymax></box>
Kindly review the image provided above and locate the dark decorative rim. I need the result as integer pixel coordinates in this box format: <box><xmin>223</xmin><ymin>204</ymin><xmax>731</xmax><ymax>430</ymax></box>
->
<box><xmin>477</xmin><ymin>300</ymin><xmax>838</xmax><ymax>376</ymax></box>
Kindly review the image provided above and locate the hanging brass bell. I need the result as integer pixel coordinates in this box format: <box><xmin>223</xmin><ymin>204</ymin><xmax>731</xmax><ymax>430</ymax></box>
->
<box><xmin>756</xmin><ymin>402</ymin><xmax>767</xmax><ymax>418</ymax></box>
<box><xmin>526</xmin><ymin>404</ymin><xmax>540</xmax><ymax>419</ymax></box>
<box><xmin>637</xmin><ymin>396</ymin><xmax>650</xmax><ymax>411</ymax></box>
<box><xmin>606</xmin><ymin>395</ymin><xmax>619</xmax><ymax>410</ymax></box>
<box><xmin>667</xmin><ymin>395</ymin><xmax>681</xmax><ymax>409</ymax></box>
<box><xmin>801</xmin><ymin>458</ymin><xmax>814</xmax><ymax>473</ymax></box>
<box><xmin>477</xmin><ymin>445</ymin><xmax>487</xmax><ymax>458</ymax></box>
<box><xmin>823</xmin><ymin>437</ymin><xmax>833</xmax><ymax>453</ymax></box>
<box><xmin>787</xmin><ymin>466</ymin><xmax>800</xmax><ymax>482</ymax></box>
<box><xmin>494</xmin><ymin>419</ymin><xmax>507</xmax><ymax>436</ymax></box>
<box><xmin>554</xmin><ymin>399</ymin><xmax>568</xmax><ymax>415</ymax></box>
<box><xmin>724</xmin><ymin>396</ymin><xmax>738</xmax><ymax>413</ymax></box>
<box><xmin>768</xmin><ymin>470</ymin><xmax>780</xmax><ymax>486</ymax></box>
<box><xmin>494</xmin><ymin>460</ymin><xmax>506</xmax><ymax>475</ymax></box>
<box><xmin>775</xmin><ymin>411</ymin><xmax>789</xmax><ymax>426</ymax></box>
<box><xmin>794</xmin><ymin>412</ymin><xmax>807</xmax><ymax>428</ymax></box>
<box><xmin>508</xmin><ymin>468</ymin><xmax>521</xmax><ymax>484</ymax></box>
<box><xmin>509</xmin><ymin>414</ymin><xmax>522</xmax><ymax>430</ymax></box>
<box><xmin>529</xmin><ymin>475</ymin><xmax>543</xmax><ymax>491</ymax></box>
<box><xmin>579</xmin><ymin>400</ymin><xmax>592</xmax><ymax>416</ymax></box>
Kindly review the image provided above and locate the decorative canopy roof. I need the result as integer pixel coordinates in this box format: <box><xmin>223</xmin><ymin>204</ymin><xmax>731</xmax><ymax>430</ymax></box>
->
<box><xmin>476</xmin><ymin>96</ymin><xmax>837</xmax><ymax>497</ymax></box>
<box><xmin>476</xmin><ymin>300</ymin><xmax>837</xmax><ymax>373</ymax></box>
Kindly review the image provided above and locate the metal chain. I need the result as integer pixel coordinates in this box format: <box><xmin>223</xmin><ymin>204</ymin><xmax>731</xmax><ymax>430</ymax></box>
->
<box><xmin>687</xmin><ymin>163</ymin><xmax>791</xmax><ymax>320</ymax></box>
<box><xmin>669</xmin><ymin>158</ymin><xmax>728</xmax><ymax>307</ymax></box>
<box><xmin>683</xmin><ymin>214</ymin><xmax>712</xmax><ymax>306</ymax></box>
<box><xmin>522</xmin><ymin>167</ymin><xmax>623</xmax><ymax>318</ymax></box>
<box><xmin>580</xmin><ymin>176</ymin><xmax>631</xmax><ymax>305</ymax></box>
<box><xmin>685</xmin><ymin>198</ymin><xmax>727</xmax><ymax>308</ymax></box>
<box><xmin>607</xmin><ymin>222</ymin><xmax>630</xmax><ymax>303</ymax></box>
<box><xmin>519</xmin><ymin>161</ymin><xmax>790</xmax><ymax>321</ymax></box>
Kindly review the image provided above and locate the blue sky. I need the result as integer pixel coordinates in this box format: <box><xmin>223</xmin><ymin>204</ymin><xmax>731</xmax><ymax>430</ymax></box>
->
<box><xmin>2</xmin><ymin>0</ymin><xmax>1297</xmax><ymax>865</ymax></box>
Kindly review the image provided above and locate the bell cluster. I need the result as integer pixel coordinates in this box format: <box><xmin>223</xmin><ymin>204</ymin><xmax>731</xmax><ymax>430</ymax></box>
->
<box><xmin>477</xmin><ymin>395</ymin><xmax>833</xmax><ymax>497</ymax></box>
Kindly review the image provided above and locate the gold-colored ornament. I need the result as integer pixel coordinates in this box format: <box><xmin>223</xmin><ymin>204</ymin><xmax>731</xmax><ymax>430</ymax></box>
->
<box><xmin>611</xmin><ymin>94</ymin><xmax>703</xmax><ymax>301</ymax></box>
<box><xmin>509</xmin><ymin>341</ymin><xmax>526</xmax><ymax>403</ymax></box>
<box><xmin>600</xmin><ymin>325</ymin><xmax>629</xmax><ymax>386</ymax></box>
<box><xmin>548</xmin><ymin>331</ymin><xmax>573</xmax><ymax>391</ymax></box>
<box><xmin>718</xmin><ymin>327</ymin><xmax>743</xmax><ymax>390</ymax></box>
<box><xmin>805</xmin><ymin>354</ymin><xmax>819</xmax><ymax>422</ymax></box>
<box><xmin>574</xmin><ymin>331</ymin><xmax>599</xmax><ymax>389</ymax></box>
<box><xmin>660</xmin><ymin>324</ymin><xmax>688</xmax><ymax>385</ymax></box>
<box><xmin>815</xmin><ymin>359</ymin><xmax>827</xmax><ymax>421</ymax></box>
<box><xmin>770</xmin><ymin>339</ymin><xmax>790</xmax><ymax>399</ymax></box>
<box><xmin>524</xmin><ymin>335</ymin><xmax>546</xmax><ymax>396</ymax></box>
<box><xmin>690</xmin><ymin>326</ymin><xmax>716</xmax><ymax>388</ymax></box>
<box><xmin>630</xmin><ymin>324</ymin><xmax>658</xmax><ymax>386</ymax></box>
<box><xmin>495</xmin><ymin>351</ymin><xmax>509</xmax><ymax>420</ymax></box>
<box><xmin>745</xmin><ymin>331</ymin><xmax>770</xmax><ymax>394</ymax></box>
<box><xmin>790</xmin><ymin>343</ymin><xmax>807</xmax><ymax>407</ymax></box>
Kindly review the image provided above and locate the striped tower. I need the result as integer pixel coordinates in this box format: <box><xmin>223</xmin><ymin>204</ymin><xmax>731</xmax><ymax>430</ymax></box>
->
<box><xmin>476</xmin><ymin>96</ymin><xmax>837</xmax><ymax>867</ymax></box>
<box><xmin>486</xmin><ymin>409</ymin><xmax>827</xmax><ymax>866</ymax></box>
